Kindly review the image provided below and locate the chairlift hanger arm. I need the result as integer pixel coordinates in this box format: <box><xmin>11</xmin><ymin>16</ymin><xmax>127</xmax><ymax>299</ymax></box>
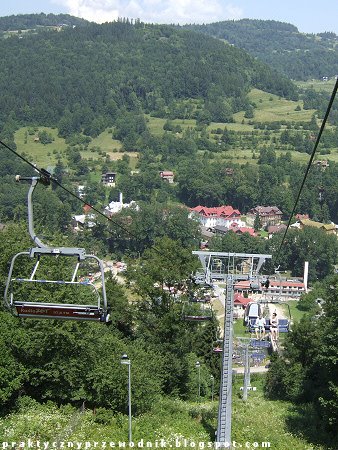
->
<box><xmin>16</xmin><ymin>173</ymin><xmax>51</xmax><ymax>249</ymax></box>
<box><xmin>16</xmin><ymin>174</ymin><xmax>87</xmax><ymax>258</ymax></box>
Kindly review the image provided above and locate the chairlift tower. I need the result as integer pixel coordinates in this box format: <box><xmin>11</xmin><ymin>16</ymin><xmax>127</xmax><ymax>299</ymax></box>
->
<box><xmin>192</xmin><ymin>252</ymin><xmax>271</xmax><ymax>447</ymax></box>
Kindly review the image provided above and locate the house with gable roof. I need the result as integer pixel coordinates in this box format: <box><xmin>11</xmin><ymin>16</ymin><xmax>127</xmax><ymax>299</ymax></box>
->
<box><xmin>190</xmin><ymin>205</ymin><xmax>246</xmax><ymax>230</ymax></box>
<box><xmin>159</xmin><ymin>170</ymin><xmax>174</xmax><ymax>183</ymax></box>
<box><xmin>233</xmin><ymin>293</ymin><xmax>252</xmax><ymax>318</ymax></box>
<box><xmin>246</xmin><ymin>205</ymin><xmax>283</xmax><ymax>228</ymax></box>
<box><xmin>298</xmin><ymin>218</ymin><xmax>337</xmax><ymax>235</ymax></box>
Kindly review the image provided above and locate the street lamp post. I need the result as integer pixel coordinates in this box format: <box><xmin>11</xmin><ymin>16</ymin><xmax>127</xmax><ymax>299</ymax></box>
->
<box><xmin>210</xmin><ymin>375</ymin><xmax>214</xmax><ymax>402</ymax></box>
<box><xmin>196</xmin><ymin>361</ymin><xmax>201</xmax><ymax>401</ymax></box>
<box><xmin>120</xmin><ymin>353</ymin><xmax>132</xmax><ymax>443</ymax></box>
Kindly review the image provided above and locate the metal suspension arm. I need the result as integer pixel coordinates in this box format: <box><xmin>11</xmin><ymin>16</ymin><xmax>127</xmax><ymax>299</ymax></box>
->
<box><xmin>16</xmin><ymin>174</ymin><xmax>50</xmax><ymax>248</ymax></box>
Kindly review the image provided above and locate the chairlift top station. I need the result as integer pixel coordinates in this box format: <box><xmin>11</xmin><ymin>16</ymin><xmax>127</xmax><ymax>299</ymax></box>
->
<box><xmin>4</xmin><ymin>174</ymin><xmax>111</xmax><ymax>324</ymax></box>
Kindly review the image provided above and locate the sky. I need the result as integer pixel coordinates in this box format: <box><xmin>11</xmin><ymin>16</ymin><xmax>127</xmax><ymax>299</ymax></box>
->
<box><xmin>0</xmin><ymin>1</ymin><xmax>337</xmax><ymax>34</ymax></box>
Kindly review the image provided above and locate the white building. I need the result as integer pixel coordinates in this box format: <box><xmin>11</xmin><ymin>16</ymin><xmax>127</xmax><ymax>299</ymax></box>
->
<box><xmin>189</xmin><ymin>205</ymin><xmax>246</xmax><ymax>230</ymax></box>
<box><xmin>104</xmin><ymin>193</ymin><xmax>139</xmax><ymax>216</ymax></box>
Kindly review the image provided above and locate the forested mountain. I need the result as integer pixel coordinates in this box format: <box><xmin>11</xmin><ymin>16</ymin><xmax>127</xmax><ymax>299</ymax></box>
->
<box><xmin>0</xmin><ymin>12</ymin><xmax>89</xmax><ymax>31</ymax></box>
<box><xmin>0</xmin><ymin>19</ymin><xmax>297</xmax><ymax>134</ymax></box>
<box><xmin>185</xmin><ymin>19</ymin><xmax>338</xmax><ymax>81</ymax></box>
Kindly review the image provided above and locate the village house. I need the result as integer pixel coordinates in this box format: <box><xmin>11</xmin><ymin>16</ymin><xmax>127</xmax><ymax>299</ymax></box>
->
<box><xmin>267</xmin><ymin>224</ymin><xmax>287</xmax><ymax>238</ymax></box>
<box><xmin>295</xmin><ymin>213</ymin><xmax>309</xmax><ymax>221</ymax></box>
<box><xmin>71</xmin><ymin>213</ymin><xmax>96</xmax><ymax>231</ymax></box>
<box><xmin>159</xmin><ymin>170</ymin><xmax>174</xmax><ymax>183</ymax></box>
<box><xmin>214</xmin><ymin>224</ymin><xmax>256</xmax><ymax>237</ymax></box>
<box><xmin>233</xmin><ymin>293</ymin><xmax>252</xmax><ymax>319</ymax></box>
<box><xmin>246</xmin><ymin>205</ymin><xmax>283</xmax><ymax>228</ymax></box>
<box><xmin>313</xmin><ymin>160</ymin><xmax>329</xmax><ymax>170</ymax></box>
<box><xmin>297</xmin><ymin>218</ymin><xmax>337</xmax><ymax>235</ymax></box>
<box><xmin>190</xmin><ymin>205</ymin><xmax>246</xmax><ymax>230</ymax></box>
<box><xmin>101</xmin><ymin>172</ymin><xmax>116</xmax><ymax>186</ymax></box>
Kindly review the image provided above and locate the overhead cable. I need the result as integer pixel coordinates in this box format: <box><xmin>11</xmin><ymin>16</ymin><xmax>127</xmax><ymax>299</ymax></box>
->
<box><xmin>275</xmin><ymin>77</ymin><xmax>338</xmax><ymax>262</ymax></box>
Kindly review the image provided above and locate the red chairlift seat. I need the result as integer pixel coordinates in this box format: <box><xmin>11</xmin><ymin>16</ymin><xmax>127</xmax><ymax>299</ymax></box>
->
<box><xmin>213</xmin><ymin>346</ymin><xmax>223</xmax><ymax>353</ymax></box>
<box><xmin>5</xmin><ymin>250</ymin><xmax>111</xmax><ymax>323</ymax></box>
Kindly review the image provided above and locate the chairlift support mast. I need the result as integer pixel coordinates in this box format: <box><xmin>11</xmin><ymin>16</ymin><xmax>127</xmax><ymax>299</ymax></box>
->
<box><xmin>192</xmin><ymin>252</ymin><xmax>271</xmax><ymax>447</ymax></box>
<box><xmin>4</xmin><ymin>174</ymin><xmax>111</xmax><ymax>323</ymax></box>
<box><xmin>192</xmin><ymin>251</ymin><xmax>271</xmax><ymax>285</ymax></box>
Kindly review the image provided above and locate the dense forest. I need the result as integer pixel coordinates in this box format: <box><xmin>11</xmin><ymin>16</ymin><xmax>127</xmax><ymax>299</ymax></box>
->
<box><xmin>185</xmin><ymin>19</ymin><xmax>338</xmax><ymax>81</ymax></box>
<box><xmin>0</xmin><ymin>13</ymin><xmax>89</xmax><ymax>31</ymax></box>
<box><xmin>0</xmin><ymin>20</ymin><xmax>297</xmax><ymax>131</ymax></box>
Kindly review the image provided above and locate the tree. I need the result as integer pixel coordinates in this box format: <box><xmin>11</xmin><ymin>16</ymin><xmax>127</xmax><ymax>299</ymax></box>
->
<box><xmin>265</xmin><ymin>276</ymin><xmax>338</xmax><ymax>442</ymax></box>
<box><xmin>253</xmin><ymin>213</ymin><xmax>262</xmax><ymax>231</ymax></box>
<box><xmin>37</xmin><ymin>130</ymin><xmax>54</xmax><ymax>144</ymax></box>
<box><xmin>127</xmin><ymin>236</ymin><xmax>197</xmax><ymax>309</ymax></box>
<box><xmin>0</xmin><ymin>312</ymin><xmax>26</xmax><ymax>407</ymax></box>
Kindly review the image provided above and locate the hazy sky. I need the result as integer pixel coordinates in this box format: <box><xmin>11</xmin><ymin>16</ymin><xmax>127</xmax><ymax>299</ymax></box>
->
<box><xmin>1</xmin><ymin>1</ymin><xmax>337</xmax><ymax>34</ymax></box>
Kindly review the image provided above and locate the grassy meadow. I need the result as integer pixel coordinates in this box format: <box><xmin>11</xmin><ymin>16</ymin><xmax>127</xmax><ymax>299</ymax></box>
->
<box><xmin>14</xmin><ymin>127</ymin><xmax>67</xmax><ymax>167</ymax></box>
<box><xmin>14</xmin><ymin>127</ymin><xmax>139</xmax><ymax>172</ymax></box>
<box><xmin>296</xmin><ymin>78</ymin><xmax>337</xmax><ymax>93</ymax></box>
<box><xmin>12</xmin><ymin>84</ymin><xmax>338</xmax><ymax>171</ymax></box>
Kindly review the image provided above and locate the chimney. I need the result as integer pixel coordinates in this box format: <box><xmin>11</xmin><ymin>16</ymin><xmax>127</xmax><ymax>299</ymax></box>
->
<box><xmin>303</xmin><ymin>261</ymin><xmax>309</xmax><ymax>292</ymax></box>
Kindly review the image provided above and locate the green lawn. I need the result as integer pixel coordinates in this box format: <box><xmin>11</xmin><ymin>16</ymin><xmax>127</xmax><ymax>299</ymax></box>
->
<box><xmin>146</xmin><ymin>115</ymin><xmax>197</xmax><ymax>136</ymax></box>
<box><xmin>209</xmin><ymin>121</ymin><xmax>254</xmax><ymax>132</ymax></box>
<box><xmin>90</xmin><ymin>129</ymin><xmax>123</xmax><ymax>152</ymax></box>
<box><xmin>287</xmin><ymin>300</ymin><xmax>306</xmax><ymax>324</ymax></box>
<box><xmin>13</xmin><ymin>126</ymin><xmax>140</xmax><ymax>172</ymax></box>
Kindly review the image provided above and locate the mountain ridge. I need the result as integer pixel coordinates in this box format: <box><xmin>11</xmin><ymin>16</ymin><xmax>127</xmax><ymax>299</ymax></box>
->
<box><xmin>184</xmin><ymin>19</ymin><xmax>338</xmax><ymax>80</ymax></box>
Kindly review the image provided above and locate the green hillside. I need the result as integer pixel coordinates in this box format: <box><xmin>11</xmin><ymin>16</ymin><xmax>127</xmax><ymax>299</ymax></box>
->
<box><xmin>185</xmin><ymin>20</ymin><xmax>338</xmax><ymax>81</ymax></box>
<box><xmin>0</xmin><ymin>19</ymin><xmax>297</xmax><ymax>133</ymax></box>
<box><xmin>0</xmin><ymin>12</ymin><xmax>90</xmax><ymax>32</ymax></box>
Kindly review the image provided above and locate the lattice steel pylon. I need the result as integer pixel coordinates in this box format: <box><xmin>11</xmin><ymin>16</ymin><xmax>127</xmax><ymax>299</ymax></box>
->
<box><xmin>192</xmin><ymin>252</ymin><xmax>271</xmax><ymax>447</ymax></box>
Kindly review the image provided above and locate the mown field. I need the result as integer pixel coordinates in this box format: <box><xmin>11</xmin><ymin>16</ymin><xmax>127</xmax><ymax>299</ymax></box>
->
<box><xmin>14</xmin><ymin>127</ymin><xmax>139</xmax><ymax>171</ymax></box>
<box><xmin>235</xmin><ymin>88</ymin><xmax>316</xmax><ymax>124</ymax></box>
<box><xmin>0</xmin><ymin>376</ymin><xmax>328</xmax><ymax>449</ymax></box>
<box><xmin>296</xmin><ymin>78</ymin><xmax>337</xmax><ymax>93</ymax></box>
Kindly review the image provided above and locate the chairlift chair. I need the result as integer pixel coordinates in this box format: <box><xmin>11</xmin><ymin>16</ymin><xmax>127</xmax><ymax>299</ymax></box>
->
<box><xmin>181</xmin><ymin>300</ymin><xmax>213</xmax><ymax>322</ymax></box>
<box><xmin>4</xmin><ymin>174</ymin><xmax>111</xmax><ymax>324</ymax></box>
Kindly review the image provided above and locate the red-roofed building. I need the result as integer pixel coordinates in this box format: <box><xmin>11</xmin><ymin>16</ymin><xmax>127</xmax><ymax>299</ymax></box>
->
<box><xmin>234</xmin><ymin>293</ymin><xmax>252</xmax><ymax>318</ymax></box>
<box><xmin>83</xmin><ymin>204</ymin><xmax>92</xmax><ymax>214</ymax></box>
<box><xmin>295</xmin><ymin>214</ymin><xmax>309</xmax><ymax>220</ymax></box>
<box><xmin>214</xmin><ymin>224</ymin><xmax>256</xmax><ymax>236</ymax></box>
<box><xmin>230</xmin><ymin>224</ymin><xmax>256</xmax><ymax>236</ymax></box>
<box><xmin>159</xmin><ymin>171</ymin><xmax>174</xmax><ymax>183</ymax></box>
<box><xmin>190</xmin><ymin>205</ymin><xmax>245</xmax><ymax>230</ymax></box>
<box><xmin>267</xmin><ymin>224</ymin><xmax>287</xmax><ymax>237</ymax></box>
<box><xmin>234</xmin><ymin>278</ymin><xmax>305</xmax><ymax>298</ymax></box>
